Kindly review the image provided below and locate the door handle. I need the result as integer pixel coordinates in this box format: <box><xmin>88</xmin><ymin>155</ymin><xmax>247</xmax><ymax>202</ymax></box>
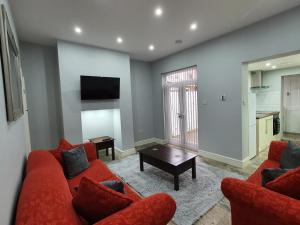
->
<box><xmin>178</xmin><ymin>113</ymin><xmax>184</xmax><ymax>119</ymax></box>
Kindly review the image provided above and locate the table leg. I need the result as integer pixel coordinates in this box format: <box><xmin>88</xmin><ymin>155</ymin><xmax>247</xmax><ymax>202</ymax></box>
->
<box><xmin>192</xmin><ymin>158</ymin><xmax>196</xmax><ymax>179</ymax></box>
<box><xmin>112</xmin><ymin>144</ymin><xmax>115</xmax><ymax>160</ymax></box>
<box><xmin>174</xmin><ymin>175</ymin><xmax>179</xmax><ymax>191</ymax></box>
<box><xmin>106</xmin><ymin>148</ymin><xmax>109</xmax><ymax>156</ymax></box>
<box><xmin>139</xmin><ymin>154</ymin><xmax>144</xmax><ymax>171</ymax></box>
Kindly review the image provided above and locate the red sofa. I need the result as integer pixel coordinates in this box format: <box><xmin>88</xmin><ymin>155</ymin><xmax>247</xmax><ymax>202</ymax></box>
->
<box><xmin>221</xmin><ymin>141</ymin><xmax>300</xmax><ymax>225</ymax></box>
<box><xmin>15</xmin><ymin>142</ymin><xmax>176</xmax><ymax>225</ymax></box>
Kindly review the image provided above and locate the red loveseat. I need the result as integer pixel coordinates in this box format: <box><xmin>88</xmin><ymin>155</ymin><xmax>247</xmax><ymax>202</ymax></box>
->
<box><xmin>15</xmin><ymin>142</ymin><xmax>176</xmax><ymax>225</ymax></box>
<box><xmin>221</xmin><ymin>141</ymin><xmax>300</xmax><ymax>225</ymax></box>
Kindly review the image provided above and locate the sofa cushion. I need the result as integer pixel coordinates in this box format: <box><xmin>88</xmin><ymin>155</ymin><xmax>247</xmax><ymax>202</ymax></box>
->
<box><xmin>62</xmin><ymin>146</ymin><xmax>90</xmax><ymax>179</ymax></box>
<box><xmin>280</xmin><ymin>141</ymin><xmax>300</xmax><ymax>169</ymax></box>
<box><xmin>50</xmin><ymin>138</ymin><xmax>74</xmax><ymax>164</ymax></box>
<box><xmin>261</xmin><ymin>168</ymin><xmax>289</xmax><ymax>186</ymax></box>
<box><xmin>100</xmin><ymin>180</ymin><xmax>125</xmax><ymax>193</ymax></box>
<box><xmin>72</xmin><ymin>177</ymin><xmax>133</xmax><ymax>223</ymax></box>
<box><xmin>266</xmin><ymin>166</ymin><xmax>300</xmax><ymax>200</ymax></box>
<box><xmin>67</xmin><ymin>160</ymin><xmax>142</xmax><ymax>202</ymax></box>
<box><xmin>247</xmin><ymin>159</ymin><xmax>280</xmax><ymax>184</ymax></box>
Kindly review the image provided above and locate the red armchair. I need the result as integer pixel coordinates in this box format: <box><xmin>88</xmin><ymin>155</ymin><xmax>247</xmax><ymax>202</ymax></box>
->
<box><xmin>221</xmin><ymin>141</ymin><xmax>300</xmax><ymax>225</ymax></box>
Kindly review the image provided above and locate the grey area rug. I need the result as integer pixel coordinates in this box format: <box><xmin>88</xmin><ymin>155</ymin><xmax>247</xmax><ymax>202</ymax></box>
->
<box><xmin>107</xmin><ymin>154</ymin><xmax>242</xmax><ymax>225</ymax></box>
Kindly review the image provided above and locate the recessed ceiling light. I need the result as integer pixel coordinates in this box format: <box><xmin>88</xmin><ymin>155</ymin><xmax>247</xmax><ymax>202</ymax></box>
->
<box><xmin>265</xmin><ymin>62</ymin><xmax>271</xmax><ymax>67</ymax></box>
<box><xmin>190</xmin><ymin>22</ymin><xmax>198</xmax><ymax>31</ymax></box>
<box><xmin>272</xmin><ymin>65</ymin><xmax>277</xmax><ymax>69</ymax></box>
<box><xmin>149</xmin><ymin>45</ymin><xmax>155</xmax><ymax>51</ymax></box>
<box><xmin>155</xmin><ymin>7</ymin><xmax>163</xmax><ymax>17</ymax></box>
<box><xmin>74</xmin><ymin>26</ymin><xmax>82</xmax><ymax>34</ymax></box>
<box><xmin>116</xmin><ymin>37</ymin><xmax>123</xmax><ymax>44</ymax></box>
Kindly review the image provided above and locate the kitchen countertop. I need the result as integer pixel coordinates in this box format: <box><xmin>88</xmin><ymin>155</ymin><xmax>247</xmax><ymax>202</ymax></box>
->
<box><xmin>256</xmin><ymin>111</ymin><xmax>280</xmax><ymax>119</ymax></box>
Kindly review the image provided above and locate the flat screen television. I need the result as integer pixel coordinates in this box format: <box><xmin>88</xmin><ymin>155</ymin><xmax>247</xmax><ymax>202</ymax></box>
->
<box><xmin>80</xmin><ymin>76</ymin><xmax>120</xmax><ymax>100</ymax></box>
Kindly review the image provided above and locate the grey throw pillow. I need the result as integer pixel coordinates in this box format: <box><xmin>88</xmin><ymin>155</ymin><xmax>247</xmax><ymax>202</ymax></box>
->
<box><xmin>100</xmin><ymin>180</ymin><xmax>125</xmax><ymax>193</ymax></box>
<box><xmin>280</xmin><ymin>141</ymin><xmax>300</xmax><ymax>169</ymax></box>
<box><xmin>62</xmin><ymin>146</ymin><xmax>90</xmax><ymax>179</ymax></box>
<box><xmin>261</xmin><ymin>168</ymin><xmax>289</xmax><ymax>186</ymax></box>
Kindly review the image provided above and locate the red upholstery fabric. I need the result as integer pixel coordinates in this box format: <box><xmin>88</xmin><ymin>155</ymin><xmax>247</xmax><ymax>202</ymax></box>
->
<box><xmin>16</xmin><ymin>151</ymin><xmax>82</xmax><ymax>225</ymax></box>
<box><xmin>50</xmin><ymin>138</ymin><xmax>74</xmax><ymax>163</ymax></box>
<box><xmin>73</xmin><ymin>177</ymin><xmax>133</xmax><ymax>223</ymax></box>
<box><xmin>221</xmin><ymin>141</ymin><xmax>300</xmax><ymax>225</ymax></box>
<box><xmin>247</xmin><ymin>159</ymin><xmax>279</xmax><ymax>184</ymax></box>
<box><xmin>68</xmin><ymin>160</ymin><xmax>142</xmax><ymax>202</ymax></box>
<box><xmin>50</xmin><ymin>139</ymin><xmax>98</xmax><ymax>164</ymax></box>
<box><xmin>95</xmin><ymin>193</ymin><xmax>176</xmax><ymax>225</ymax></box>
<box><xmin>266</xmin><ymin>166</ymin><xmax>300</xmax><ymax>200</ymax></box>
<box><xmin>16</xmin><ymin>143</ymin><xmax>176</xmax><ymax>225</ymax></box>
<box><xmin>268</xmin><ymin>141</ymin><xmax>288</xmax><ymax>162</ymax></box>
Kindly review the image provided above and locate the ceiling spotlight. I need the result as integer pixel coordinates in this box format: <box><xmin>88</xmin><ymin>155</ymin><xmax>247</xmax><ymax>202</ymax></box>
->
<box><xmin>149</xmin><ymin>45</ymin><xmax>155</xmax><ymax>51</ymax></box>
<box><xmin>265</xmin><ymin>62</ymin><xmax>271</xmax><ymax>67</ymax></box>
<box><xmin>74</xmin><ymin>26</ymin><xmax>82</xmax><ymax>34</ymax></box>
<box><xmin>155</xmin><ymin>7</ymin><xmax>163</xmax><ymax>17</ymax></box>
<box><xmin>190</xmin><ymin>22</ymin><xmax>198</xmax><ymax>31</ymax></box>
<box><xmin>116</xmin><ymin>37</ymin><xmax>123</xmax><ymax>43</ymax></box>
<box><xmin>272</xmin><ymin>65</ymin><xmax>277</xmax><ymax>69</ymax></box>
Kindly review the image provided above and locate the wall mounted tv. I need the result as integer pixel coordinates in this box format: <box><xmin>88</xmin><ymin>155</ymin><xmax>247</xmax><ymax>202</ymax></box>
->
<box><xmin>80</xmin><ymin>76</ymin><xmax>120</xmax><ymax>100</ymax></box>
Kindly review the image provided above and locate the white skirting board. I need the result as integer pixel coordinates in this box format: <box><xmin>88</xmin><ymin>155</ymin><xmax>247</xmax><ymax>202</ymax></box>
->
<box><xmin>134</xmin><ymin>138</ymin><xmax>167</xmax><ymax>147</ymax></box>
<box><xmin>198</xmin><ymin>149</ymin><xmax>249</xmax><ymax>168</ymax></box>
<box><xmin>134</xmin><ymin>138</ymin><xmax>249</xmax><ymax>168</ymax></box>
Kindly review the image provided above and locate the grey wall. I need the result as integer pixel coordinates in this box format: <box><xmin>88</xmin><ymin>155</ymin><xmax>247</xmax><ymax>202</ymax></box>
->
<box><xmin>57</xmin><ymin>41</ymin><xmax>135</xmax><ymax>150</ymax></box>
<box><xmin>0</xmin><ymin>1</ymin><xmax>29</xmax><ymax>224</ymax></box>
<box><xmin>151</xmin><ymin>6</ymin><xmax>300</xmax><ymax>161</ymax></box>
<box><xmin>130</xmin><ymin>60</ymin><xmax>154</xmax><ymax>142</ymax></box>
<box><xmin>20</xmin><ymin>42</ymin><xmax>62</xmax><ymax>149</ymax></box>
<box><xmin>256</xmin><ymin>66</ymin><xmax>300</xmax><ymax>112</ymax></box>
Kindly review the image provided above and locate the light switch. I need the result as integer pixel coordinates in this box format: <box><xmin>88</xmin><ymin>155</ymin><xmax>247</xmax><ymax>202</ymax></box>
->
<box><xmin>202</xmin><ymin>99</ymin><xmax>208</xmax><ymax>105</ymax></box>
<box><xmin>221</xmin><ymin>95</ymin><xmax>226</xmax><ymax>101</ymax></box>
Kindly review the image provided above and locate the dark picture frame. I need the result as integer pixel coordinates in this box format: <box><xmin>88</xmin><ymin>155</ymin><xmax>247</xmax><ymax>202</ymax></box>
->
<box><xmin>0</xmin><ymin>4</ymin><xmax>23</xmax><ymax>122</ymax></box>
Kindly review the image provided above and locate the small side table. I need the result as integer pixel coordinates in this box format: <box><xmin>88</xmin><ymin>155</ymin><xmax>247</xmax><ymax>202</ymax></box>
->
<box><xmin>89</xmin><ymin>136</ymin><xmax>115</xmax><ymax>160</ymax></box>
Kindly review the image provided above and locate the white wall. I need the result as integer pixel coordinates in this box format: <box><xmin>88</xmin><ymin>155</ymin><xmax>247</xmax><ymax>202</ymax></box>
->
<box><xmin>81</xmin><ymin>109</ymin><xmax>122</xmax><ymax>149</ymax></box>
<box><xmin>20</xmin><ymin>42</ymin><xmax>62</xmax><ymax>149</ymax></box>
<box><xmin>57</xmin><ymin>41</ymin><xmax>135</xmax><ymax>150</ymax></box>
<box><xmin>130</xmin><ymin>60</ymin><xmax>154</xmax><ymax>142</ymax></box>
<box><xmin>256</xmin><ymin>66</ymin><xmax>300</xmax><ymax>111</ymax></box>
<box><xmin>151</xmin><ymin>6</ymin><xmax>300</xmax><ymax>161</ymax></box>
<box><xmin>0</xmin><ymin>1</ymin><xmax>29</xmax><ymax>224</ymax></box>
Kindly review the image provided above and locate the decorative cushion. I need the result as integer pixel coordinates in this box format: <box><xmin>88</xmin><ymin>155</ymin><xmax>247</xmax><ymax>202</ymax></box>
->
<box><xmin>72</xmin><ymin>177</ymin><xmax>133</xmax><ymax>223</ymax></box>
<box><xmin>72</xmin><ymin>180</ymin><xmax>125</xmax><ymax>195</ymax></box>
<box><xmin>62</xmin><ymin>146</ymin><xmax>90</xmax><ymax>179</ymax></box>
<box><xmin>100</xmin><ymin>180</ymin><xmax>125</xmax><ymax>194</ymax></box>
<box><xmin>280</xmin><ymin>141</ymin><xmax>300</xmax><ymax>169</ymax></box>
<box><xmin>266</xmin><ymin>166</ymin><xmax>300</xmax><ymax>199</ymax></box>
<box><xmin>261</xmin><ymin>168</ymin><xmax>289</xmax><ymax>186</ymax></box>
<box><xmin>50</xmin><ymin>138</ymin><xmax>73</xmax><ymax>164</ymax></box>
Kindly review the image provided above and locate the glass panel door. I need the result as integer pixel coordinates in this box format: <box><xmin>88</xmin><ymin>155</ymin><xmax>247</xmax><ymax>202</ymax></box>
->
<box><xmin>163</xmin><ymin>66</ymin><xmax>198</xmax><ymax>150</ymax></box>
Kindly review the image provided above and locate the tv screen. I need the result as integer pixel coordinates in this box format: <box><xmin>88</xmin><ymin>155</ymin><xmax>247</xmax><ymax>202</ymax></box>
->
<box><xmin>80</xmin><ymin>76</ymin><xmax>120</xmax><ymax>100</ymax></box>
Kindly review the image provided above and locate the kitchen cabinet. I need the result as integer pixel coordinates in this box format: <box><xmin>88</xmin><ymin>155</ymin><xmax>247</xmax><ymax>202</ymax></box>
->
<box><xmin>256</xmin><ymin>115</ymin><xmax>273</xmax><ymax>152</ymax></box>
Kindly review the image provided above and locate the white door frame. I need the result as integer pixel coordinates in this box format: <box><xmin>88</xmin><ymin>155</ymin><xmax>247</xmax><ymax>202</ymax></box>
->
<box><xmin>162</xmin><ymin>66</ymin><xmax>198</xmax><ymax>150</ymax></box>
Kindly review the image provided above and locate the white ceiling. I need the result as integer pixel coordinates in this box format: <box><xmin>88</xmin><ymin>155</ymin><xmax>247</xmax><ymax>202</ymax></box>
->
<box><xmin>248</xmin><ymin>53</ymin><xmax>300</xmax><ymax>71</ymax></box>
<box><xmin>10</xmin><ymin>0</ymin><xmax>300</xmax><ymax>61</ymax></box>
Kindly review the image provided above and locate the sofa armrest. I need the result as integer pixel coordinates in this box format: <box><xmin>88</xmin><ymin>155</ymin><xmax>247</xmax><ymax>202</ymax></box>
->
<box><xmin>94</xmin><ymin>193</ymin><xmax>176</xmax><ymax>225</ymax></box>
<box><xmin>221</xmin><ymin>178</ymin><xmax>300</xmax><ymax>225</ymax></box>
<box><xmin>268</xmin><ymin>141</ymin><xmax>287</xmax><ymax>162</ymax></box>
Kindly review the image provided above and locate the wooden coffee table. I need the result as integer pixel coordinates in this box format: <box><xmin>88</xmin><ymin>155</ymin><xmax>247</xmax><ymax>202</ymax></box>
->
<box><xmin>139</xmin><ymin>145</ymin><xmax>197</xmax><ymax>191</ymax></box>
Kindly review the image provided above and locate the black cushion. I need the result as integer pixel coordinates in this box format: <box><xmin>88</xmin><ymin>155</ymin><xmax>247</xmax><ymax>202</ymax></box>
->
<box><xmin>62</xmin><ymin>146</ymin><xmax>90</xmax><ymax>179</ymax></box>
<box><xmin>100</xmin><ymin>180</ymin><xmax>125</xmax><ymax>194</ymax></box>
<box><xmin>280</xmin><ymin>141</ymin><xmax>300</xmax><ymax>169</ymax></box>
<box><xmin>261</xmin><ymin>168</ymin><xmax>289</xmax><ymax>186</ymax></box>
